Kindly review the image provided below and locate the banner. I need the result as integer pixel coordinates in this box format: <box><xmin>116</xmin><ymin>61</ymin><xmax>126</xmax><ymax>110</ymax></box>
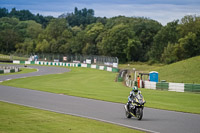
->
<box><xmin>86</xmin><ymin>59</ymin><xmax>91</xmax><ymax>64</ymax></box>
<box><xmin>63</xmin><ymin>56</ymin><xmax>67</xmax><ymax>61</ymax></box>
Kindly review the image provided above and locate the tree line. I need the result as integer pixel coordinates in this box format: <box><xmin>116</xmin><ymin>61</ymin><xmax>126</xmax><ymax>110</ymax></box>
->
<box><xmin>0</xmin><ymin>7</ymin><xmax>200</xmax><ymax>64</ymax></box>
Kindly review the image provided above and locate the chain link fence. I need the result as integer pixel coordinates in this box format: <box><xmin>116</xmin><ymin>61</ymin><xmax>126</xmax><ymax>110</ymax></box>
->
<box><xmin>10</xmin><ymin>53</ymin><xmax>118</xmax><ymax>66</ymax></box>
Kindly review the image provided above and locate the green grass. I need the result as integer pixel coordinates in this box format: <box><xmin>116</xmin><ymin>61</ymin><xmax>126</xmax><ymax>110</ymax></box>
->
<box><xmin>119</xmin><ymin>62</ymin><xmax>163</xmax><ymax>72</ymax></box>
<box><xmin>0</xmin><ymin>54</ymin><xmax>11</xmax><ymax>61</ymax></box>
<box><xmin>155</xmin><ymin>56</ymin><xmax>200</xmax><ymax>84</ymax></box>
<box><xmin>140</xmin><ymin>88</ymin><xmax>200</xmax><ymax>113</ymax></box>
<box><xmin>119</xmin><ymin>56</ymin><xmax>200</xmax><ymax>84</ymax></box>
<box><xmin>0</xmin><ymin>101</ymin><xmax>142</xmax><ymax>133</ymax></box>
<box><xmin>119</xmin><ymin>62</ymin><xmax>163</xmax><ymax>80</ymax></box>
<box><xmin>0</xmin><ymin>54</ymin><xmax>28</xmax><ymax>61</ymax></box>
<box><xmin>1</xmin><ymin>67</ymin><xmax>200</xmax><ymax>114</ymax></box>
<box><xmin>1</xmin><ymin>68</ymin><xmax>129</xmax><ymax>103</ymax></box>
<box><xmin>0</xmin><ymin>68</ymin><xmax>37</xmax><ymax>76</ymax></box>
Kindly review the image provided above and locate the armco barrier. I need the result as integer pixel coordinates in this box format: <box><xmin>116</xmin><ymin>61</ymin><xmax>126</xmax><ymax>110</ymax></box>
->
<box><xmin>87</xmin><ymin>64</ymin><xmax>91</xmax><ymax>68</ymax></box>
<box><xmin>112</xmin><ymin>68</ymin><xmax>119</xmax><ymax>72</ymax></box>
<box><xmin>0</xmin><ymin>66</ymin><xmax>19</xmax><ymax>74</ymax></box>
<box><xmin>99</xmin><ymin>66</ymin><xmax>104</xmax><ymax>70</ymax></box>
<box><xmin>156</xmin><ymin>82</ymin><xmax>169</xmax><ymax>91</ymax></box>
<box><xmin>184</xmin><ymin>84</ymin><xmax>200</xmax><ymax>92</ymax></box>
<box><xmin>81</xmin><ymin>64</ymin><xmax>87</xmax><ymax>68</ymax></box>
<box><xmin>125</xmin><ymin>77</ymin><xmax>200</xmax><ymax>93</ymax></box>
<box><xmin>0</xmin><ymin>70</ymin><xmax>4</xmax><ymax>74</ymax></box>
<box><xmin>13</xmin><ymin>60</ymin><xmax>20</xmax><ymax>64</ymax></box>
<box><xmin>169</xmin><ymin>83</ymin><xmax>184</xmax><ymax>92</ymax></box>
<box><xmin>13</xmin><ymin>60</ymin><xmax>119</xmax><ymax>73</ymax></box>
<box><xmin>91</xmin><ymin>65</ymin><xmax>96</xmax><ymax>69</ymax></box>
<box><xmin>20</xmin><ymin>61</ymin><xmax>25</xmax><ymax>64</ymax></box>
<box><xmin>144</xmin><ymin>81</ymin><xmax>156</xmax><ymax>90</ymax></box>
<box><xmin>107</xmin><ymin>67</ymin><xmax>112</xmax><ymax>72</ymax></box>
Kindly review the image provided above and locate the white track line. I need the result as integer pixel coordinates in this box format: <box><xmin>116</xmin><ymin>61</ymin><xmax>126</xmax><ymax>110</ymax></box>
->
<box><xmin>0</xmin><ymin>99</ymin><xmax>159</xmax><ymax>133</ymax></box>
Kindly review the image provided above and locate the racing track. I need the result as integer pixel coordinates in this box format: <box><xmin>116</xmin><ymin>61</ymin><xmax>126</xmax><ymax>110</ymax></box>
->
<box><xmin>0</xmin><ymin>64</ymin><xmax>200</xmax><ymax>133</ymax></box>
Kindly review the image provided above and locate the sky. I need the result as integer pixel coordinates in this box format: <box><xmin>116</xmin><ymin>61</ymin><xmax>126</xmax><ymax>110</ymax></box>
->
<box><xmin>1</xmin><ymin>0</ymin><xmax>200</xmax><ymax>25</ymax></box>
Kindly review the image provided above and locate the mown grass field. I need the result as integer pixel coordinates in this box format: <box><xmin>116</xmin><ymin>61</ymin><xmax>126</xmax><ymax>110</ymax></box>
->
<box><xmin>0</xmin><ymin>54</ymin><xmax>28</xmax><ymax>61</ymax></box>
<box><xmin>0</xmin><ymin>101</ymin><xmax>142</xmax><ymax>133</ymax></box>
<box><xmin>1</xmin><ymin>66</ymin><xmax>200</xmax><ymax>114</ymax></box>
<box><xmin>119</xmin><ymin>56</ymin><xmax>200</xmax><ymax>84</ymax></box>
<box><xmin>0</xmin><ymin>54</ymin><xmax>11</xmax><ymax>62</ymax></box>
<box><xmin>0</xmin><ymin>68</ymin><xmax>37</xmax><ymax>76</ymax></box>
<box><xmin>156</xmin><ymin>56</ymin><xmax>200</xmax><ymax>84</ymax></box>
<box><xmin>119</xmin><ymin>62</ymin><xmax>163</xmax><ymax>72</ymax></box>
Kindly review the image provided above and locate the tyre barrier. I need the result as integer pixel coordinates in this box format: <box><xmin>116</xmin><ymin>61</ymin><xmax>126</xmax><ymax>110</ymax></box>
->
<box><xmin>0</xmin><ymin>66</ymin><xmax>19</xmax><ymax>74</ymax></box>
<box><xmin>125</xmin><ymin>79</ymin><xmax>200</xmax><ymax>93</ymax></box>
<box><xmin>13</xmin><ymin>60</ymin><xmax>119</xmax><ymax>73</ymax></box>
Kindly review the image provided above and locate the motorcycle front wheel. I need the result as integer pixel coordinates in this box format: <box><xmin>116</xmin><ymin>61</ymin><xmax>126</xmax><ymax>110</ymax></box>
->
<box><xmin>125</xmin><ymin>110</ymin><xmax>132</xmax><ymax>118</ymax></box>
<box><xmin>136</xmin><ymin>108</ymin><xmax>143</xmax><ymax>120</ymax></box>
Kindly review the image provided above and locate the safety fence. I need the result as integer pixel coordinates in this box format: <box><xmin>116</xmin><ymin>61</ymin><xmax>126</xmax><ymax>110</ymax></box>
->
<box><xmin>125</xmin><ymin>78</ymin><xmax>200</xmax><ymax>93</ymax></box>
<box><xmin>8</xmin><ymin>54</ymin><xmax>119</xmax><ymax>67</ymax></box>
<box><xmin>0</xmin><ymin>66</ymin><xmax>19</xmax><ymax>74</ymax></box>
<box><xmin>13</xmin><ymin>60</ymin><xmax>119</xmax><ymax>73</ymax></box>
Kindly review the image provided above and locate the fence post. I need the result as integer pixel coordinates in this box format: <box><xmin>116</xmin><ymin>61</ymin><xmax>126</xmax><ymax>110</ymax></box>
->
<box><xmin>192</xmin><ymin>83</ymin><xmax>194</xmax><ymax>92</ymax></box>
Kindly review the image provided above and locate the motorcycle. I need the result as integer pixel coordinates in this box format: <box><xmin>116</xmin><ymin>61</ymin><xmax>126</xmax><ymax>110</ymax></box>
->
<box><xmin>124</xmin><ymin>92</ymin><xmax>146</xmax><ymax>120</ymax></box>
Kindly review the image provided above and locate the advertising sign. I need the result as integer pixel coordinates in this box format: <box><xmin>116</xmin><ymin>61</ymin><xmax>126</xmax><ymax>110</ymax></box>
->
<box><xmin>113</xmin><ymin>63</ymin><xmax>118</xmax><ymax>68</ymax></box>
<box><xmin>86</xmin><ymin>59</ymin><xmax>91</xmax><ymax>64</ymax></box>
<box><xmin>63</xmin><ymin>56</ymin><xmax>67</xmax><ymax>61</ymax></box>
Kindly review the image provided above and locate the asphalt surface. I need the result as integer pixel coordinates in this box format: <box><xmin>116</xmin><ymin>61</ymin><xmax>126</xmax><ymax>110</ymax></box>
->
<box><xmin>0</xmin><ymin>64</ymin><xmax>70</xmax><ymax>82</ymax></box>
<box><xmin>0</xmin><ymin>64</ymin><xmax>200</xmax><ymax>133</ymax></box>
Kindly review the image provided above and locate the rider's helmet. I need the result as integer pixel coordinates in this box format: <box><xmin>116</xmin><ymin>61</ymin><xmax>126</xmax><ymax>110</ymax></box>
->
<box><xmin>132</xmin><ymin>86</ymin><xmax>138</xmax><ymax>93</ymax></box>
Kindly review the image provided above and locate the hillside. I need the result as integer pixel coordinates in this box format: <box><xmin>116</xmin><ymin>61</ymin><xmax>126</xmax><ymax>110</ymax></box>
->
<box><xmin>155</xmin><ymin>56</ymin><xmax>200</xmax><ymax>84</ymax></box>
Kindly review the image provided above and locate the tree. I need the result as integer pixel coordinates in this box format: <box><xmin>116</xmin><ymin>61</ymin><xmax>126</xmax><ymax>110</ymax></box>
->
<box><xmin>9</xmin><ymin>8</ymin><xmax>35</xmax><ymax>21</ymax></box>
<box><xmin>178</xmin><ymin>32</ymin><xmax>199</xmax><ymax>59</ymax></box>
<box><xmin>70</xmin><ymin>31</ymin><xmax>87</xmax><ymax>54</ymax></box>
<box><xmin>82</xmin><ymin>23</ymin><xmax>104</xmax><ymax>55</ymax></box>
<box><xmin>132</xmin><ymin>19</ymin><xmax>162</xmax><ymax>58</ymax></box>
<box><xmin>65</xmin><ymin>7</ymin><xmax>96</xmax><ymax>27</ymax></box>
<box><xmin>0</xmin><ymin>17</ymin><xmax>20</xmax><ymax>53</ymax></box>
<box><xmin>161</xmin><ymin>43</ymin><xmax>178</xmax><ymax>64</ymax></box>
<box><xmin>161</xmin><ymin>32</ymin><xmax>200</xmax><ymax>64</ymax></box>
<box><xmin>97</xmin><ymin>24</ymin><xmax>138</xmax><ymax>62</ymax></box>
<box><xmin>0</xmin><ymin>8</ymin><xmax>8</xmax><ymax>17</ymax></box>
<box><xmin>15</xmin><ymin>38</ymin><xmax>35</xmax><ymax>54</ymax></box>
<box><xmin>45</xmin><ymin>18</ymin><xmax>68</xmax><ymax>40</ymax></box>
<box><xmin>178</xmin><ymin>15</ymin><xmax>200</xmax><ymax>37</ymax></box>
<box><xmin>150</xmin><ymin>20</ymin><xmax>179</xmax><ymax>61</ymax></box>
<box><xmin>36</xmin><ymin>39</ymin><xmax>50</xmax><ymax>53</ymax></box>
<box><xmin>49</xmin><ymin>39</ymin><xmax>58</xmax><ymax>53</ymax></box>
<box><xmin>125</xmin><ymin>39</ymin><xmax>142</xmax><ymax>61</ymax></box>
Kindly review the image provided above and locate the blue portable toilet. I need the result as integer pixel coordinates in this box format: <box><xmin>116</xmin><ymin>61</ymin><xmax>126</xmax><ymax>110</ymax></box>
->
<box><xmin>149</xmin><ymin>71</ymin><xmax>158</xmax><ymax>82</ymax></box>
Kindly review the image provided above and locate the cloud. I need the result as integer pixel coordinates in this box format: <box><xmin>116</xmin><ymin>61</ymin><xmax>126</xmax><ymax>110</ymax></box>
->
<box><xmin>1</xmin><ymin>0</ymin><xmax>200</xmax><ymax>25</ymax></box>
<box><xmin>82</xmin><ymin>3</ymin><xmax>200</xmax><ymax>25</ymax></box>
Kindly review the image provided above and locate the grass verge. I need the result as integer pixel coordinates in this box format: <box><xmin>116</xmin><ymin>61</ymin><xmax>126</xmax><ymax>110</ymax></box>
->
<box><xmin>1</xmin><ymin>67</ymin><xmax>200</xmax><ymax>114</ymax></box>
<box><xmin>119</xmin><ymin>56</ymin><xmax>200</xmax><ymax>84</ymax></box>
<box><xmin>0</xmin><ymin>54</ymin><xmax>28</xmax><ymax>61</ymax></box>
<box><xmin>155</xmin><ymin>56</ymin><xmax>200</xmax><ymax>84</ymax></box>
<box><xmin>0</xmin><ymin>101</ymin><xmax>142</xmax><ymax>133</ymax></box>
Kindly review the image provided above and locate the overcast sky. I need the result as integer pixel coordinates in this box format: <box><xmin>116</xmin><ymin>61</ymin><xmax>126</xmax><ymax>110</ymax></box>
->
<box><xmin>1</xmin><ymin>0</ymin><xmax>200</xmax><ymax>25</ymax></box>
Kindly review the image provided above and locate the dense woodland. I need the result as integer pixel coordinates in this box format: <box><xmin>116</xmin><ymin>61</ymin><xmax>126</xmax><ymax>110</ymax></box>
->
<box><xmin>0</xmin><ymin>7</ymin><xmax>200</xmax><ymax>63</ymax></box>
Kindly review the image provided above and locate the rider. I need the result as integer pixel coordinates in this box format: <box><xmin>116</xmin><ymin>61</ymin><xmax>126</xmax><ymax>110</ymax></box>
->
<box><xmin>125</xmin><ymin>86</ymin><xmax>140</xmax><ymax>111</ymax></box>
